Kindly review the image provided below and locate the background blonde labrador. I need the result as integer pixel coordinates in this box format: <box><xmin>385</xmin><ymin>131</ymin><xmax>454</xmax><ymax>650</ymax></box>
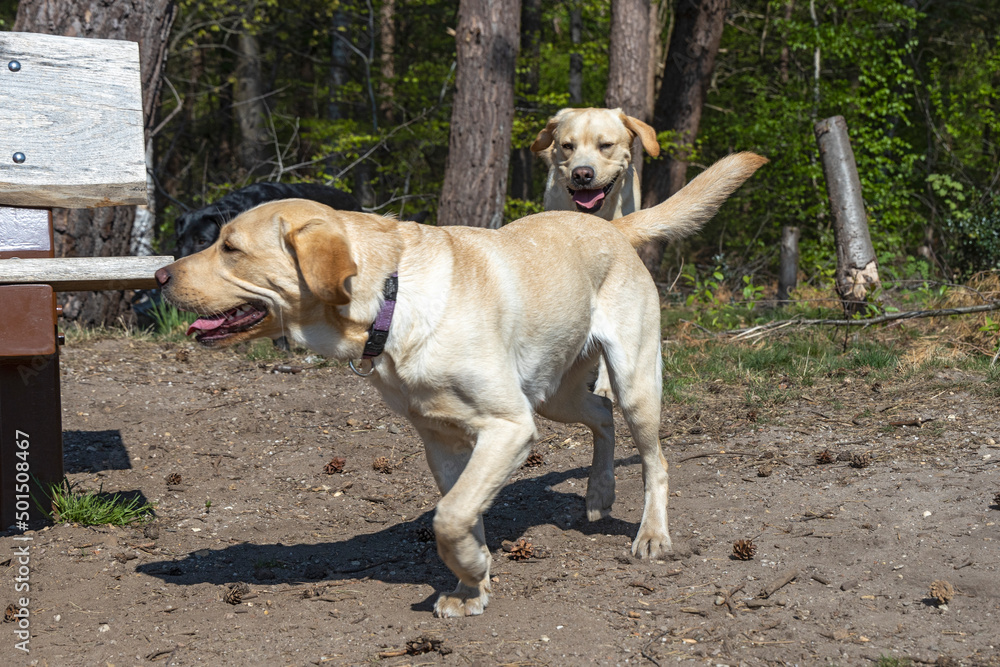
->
<box><xmin>531</xmin><ymin>107</ymin><xmax>661</xmax><ymax>402</ymax></box>
<box><xmin>531</xmin><ymin>107</ymin><xmax>660</xmax><ymax>220</ymax></box>
<box><xmin>156</xmin><ymin>152</ymin><xmax>766</xmax><ymax>617</ymax></box>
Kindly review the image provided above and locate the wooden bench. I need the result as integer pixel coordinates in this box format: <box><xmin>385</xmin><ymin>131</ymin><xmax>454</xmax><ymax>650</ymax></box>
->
<box><xmin>0</xmin><ymin>32</ymin><xmax>172</xmax><ymax>528</ymax></box>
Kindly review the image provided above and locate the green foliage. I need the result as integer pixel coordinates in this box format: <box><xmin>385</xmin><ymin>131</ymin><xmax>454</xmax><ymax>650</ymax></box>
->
<box><xmin>42</xmin><ymin>480</ymin><xmax>155</xmax><ymax>527</ymax></box>
<box><xmin>680</xmin><ymin>266</ymin><xmax>767</xmax><ymax>329</ymax></box>
<box><xmin>944</xmin><ymin>194</ymin><xmax>1000</xmax><ymax>274</ymax></box>
<box><xmin>694</xmin><ymin>0</ymin><xmax>1000</xmax><ymax>282</ymax></box>
<box><xmin>145</xmin><ymin>0</ymin><xmax>1000</xmax><ymax>285</ymax></box>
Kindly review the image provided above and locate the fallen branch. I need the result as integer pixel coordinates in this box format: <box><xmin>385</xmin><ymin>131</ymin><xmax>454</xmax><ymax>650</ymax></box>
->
<box><xmin>726</xmin><ymin>302</ymin><xmax>1000</xmax><ymax>337</ymax></box>
<box><xmin>759</xmin><ymin>568</ymin><xmax>798</xmax><ymax>598</ymax></box>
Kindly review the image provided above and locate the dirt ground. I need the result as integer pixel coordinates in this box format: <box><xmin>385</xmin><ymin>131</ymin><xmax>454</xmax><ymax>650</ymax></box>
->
<box><xmin>2</xmin><ymin>334</ymin><xmax>999</xmax><ymax>666</ymax></box>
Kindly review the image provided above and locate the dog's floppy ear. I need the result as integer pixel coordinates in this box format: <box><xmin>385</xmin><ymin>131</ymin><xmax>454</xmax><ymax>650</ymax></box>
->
<box><xmin>621</xmin><ymin>114</ymin><xmax>661</xmax><ymax>157</ymax></box>
<box><xmin>530</xmin><ymin>117</ymin><xmax>560</xmax><ymax>154</ymax></box>
<box><xmin>284</xmin><ymin>218</ymin><xmax>357</xmax><ymax>305</ymax></box>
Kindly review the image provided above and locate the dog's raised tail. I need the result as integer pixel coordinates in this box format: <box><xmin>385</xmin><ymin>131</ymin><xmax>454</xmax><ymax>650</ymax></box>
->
<box><xmin>612</xmin><ymin>152</ymin><xmax>768</xmax><ymax>249</ymax></box>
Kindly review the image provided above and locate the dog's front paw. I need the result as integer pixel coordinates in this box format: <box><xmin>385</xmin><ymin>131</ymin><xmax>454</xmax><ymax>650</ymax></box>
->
<box><xmin>433</xmin><ymin>580</ymin><xmax>491</xmax><ymax>618</ymax></box>
<box><xmin>631</xmin><ymin>529</ymin><xmax>673</xmax><ymax>560</ymax></box>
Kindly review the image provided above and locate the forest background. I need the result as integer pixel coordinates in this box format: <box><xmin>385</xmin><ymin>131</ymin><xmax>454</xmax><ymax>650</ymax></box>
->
<box><xmin>2</xmin><ymin>0</ymin><xmax>999</xmax><ymax>327</ymax></box>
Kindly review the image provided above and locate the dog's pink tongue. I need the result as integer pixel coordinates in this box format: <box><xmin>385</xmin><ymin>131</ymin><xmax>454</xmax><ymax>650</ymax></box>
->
<box><xmin>186</xmin><ymin>315</ymin><xmax>227</xmax><ymax>336</ymax></box>
<box><xmin>572</xmin><ymin>188</ymin><xmax>606</xmax><ymax>210</ymax></box>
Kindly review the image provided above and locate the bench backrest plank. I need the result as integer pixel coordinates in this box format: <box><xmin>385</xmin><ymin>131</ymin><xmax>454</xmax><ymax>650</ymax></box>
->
<box><xmin>0</xmin><ymin>32</ymin><xmax>147</xmax><ymax>209</ymax></box>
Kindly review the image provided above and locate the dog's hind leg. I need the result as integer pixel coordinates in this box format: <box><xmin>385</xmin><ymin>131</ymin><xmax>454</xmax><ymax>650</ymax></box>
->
<box><xmin>421</xmin><ymin>414</ymin><xmax>536</xmax><ymax>617</ymax></box>
<box><xmin>592</xmin><ymin>357</ymin><xmax>615</xmax><ymax>403</ymax></box>
<box><xmin>602</xmin><ymin>307</ymin><xmax>672</xmax><ymax>559</ymax></box>
<box><xmin>536</xmin><ymin>360</ymin><xmax>616</xmax><ymax>521</ymax></box>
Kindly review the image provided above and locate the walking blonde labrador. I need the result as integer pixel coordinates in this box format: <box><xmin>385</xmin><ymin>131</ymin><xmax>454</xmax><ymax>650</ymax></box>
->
<box><xmin>155</xmin><ymin>152</ymin><xmax>767</xmax><ymax>617</ymax></box>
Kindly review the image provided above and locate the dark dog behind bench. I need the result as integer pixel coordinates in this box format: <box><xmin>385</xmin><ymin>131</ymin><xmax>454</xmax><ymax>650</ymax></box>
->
<box><xmin>175</xmin><ymin>182</ymin><xmax>361</xmax><ymax>258</ymax></box>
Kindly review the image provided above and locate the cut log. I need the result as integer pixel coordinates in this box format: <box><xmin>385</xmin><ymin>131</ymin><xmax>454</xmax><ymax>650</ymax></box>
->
<box><xmin>814</xmin><ymin>116</ymin><xmax>880</xmax><ymax>312</ymax></box>
<box><xmin>777</xmin><ymin>225</ymin><xmax>800</xmax><ymax>304</ymax></box>
<box><xmin>0</xmin><ymin>256</ymin><xmax>172</xmax><ymax>291</ymax></box>
<box><xmin>0</xmin><ymin>32</ymin><xmax>147</xmax><ymax>209</ymax></box>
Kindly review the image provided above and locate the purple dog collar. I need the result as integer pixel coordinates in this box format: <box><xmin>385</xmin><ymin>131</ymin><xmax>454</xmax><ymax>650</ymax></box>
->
<box><xmin>361</xmin><ymin>273</ymin><xmax>398</xmax><ymax>359</ymax></box>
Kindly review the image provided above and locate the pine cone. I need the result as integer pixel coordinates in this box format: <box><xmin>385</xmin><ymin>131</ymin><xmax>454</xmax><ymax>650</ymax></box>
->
<box><xmin>372</xmin><ymin>456</ymin><xmax>392</xmax><ymax>474</ymax></box>
<box><xmin>732</xmin><ymin>538</ymin><xmax>757</xmax><ymax>560</ymax></box>
<box><xmin>224</xmin><ymin>582</ymin><xmax>250</xmax><ymax>605</ymax></box>
<box><xmin>323</xmin><ymin>457</ymin><xmax>346</xmax><ymax>474</ymax></box>
<box><xmin>523</xmin><ymin>452</ymin><xmax>544</xmax><ymax>468</ymax></box>
<box><xmin>504</xmin><ymin>538</ymin><xmax>534</xmax><ymax>561</ymax></box>
<box><xmin>757</xmin><ymin>465</ymin><xmax>773</xmax><ymax>477</ymax></box>
<box><xmin>849</xmin><ymin>452</ymin><xmax>873</xmax><ymax>469</ymax></box>
<box><xmin>4</xmin><ymin>603</ymin><xmax>17</xmax><ymax>623</ymax></box>
<box><xmin>929</xmin><ymin>579</ymin><xmax>954</xmax><ymax>605</ymax></box>
<box><xmin>413</xmin><ymin>526</ymin><xmax>435</xmax><ymax>543</ymax></box>
<box><xmin>165</xmin><ymin>472</ymin><xmax>182</xmax><ymax>485</ymax></box>
<box><xmin>406</xmin><ymin>637</ymin><xmax>443</xmax><ymax>655</ymax></box>
<box><xmin>815</xmin><ymin>449</ymin><xmax>835</xmax><ymax>465</ymax></box>
<box><xmin>992</xmin><ymin>491</ymin><xmax>1000</xmax><ymax>507</ymax></box>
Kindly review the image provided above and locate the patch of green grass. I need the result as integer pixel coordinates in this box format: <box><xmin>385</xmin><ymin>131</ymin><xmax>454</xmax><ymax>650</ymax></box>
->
<box><xmin>848</xmin><ymin>343</ymin><xmax>899</xmax><ymax>370</ymax></box>
<box><xmin>241</xmin><ymin>338</ymin><xmax>291</xmax><ymax>362</ymax></box>
<box><xmin>147</xmin><ymin>299</ymin><xmax>197</xmax><ymax>340</ymax></box>
<box><xmin>874</xmin><ymin>655</ymin><xmax>913</xmax><ymax>667</ymax></box>
<box><xmin>43</xmin><ymin>480</ymin><xmax>154</xmax><ymax>526</ymax></box>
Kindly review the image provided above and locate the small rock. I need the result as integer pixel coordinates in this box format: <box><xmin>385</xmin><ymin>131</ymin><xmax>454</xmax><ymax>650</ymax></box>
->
<box><xmin>840</xmin><ymin>580</ymin><xmax>858</xmax><ymax>591</ymax></box>
<box><xmin>388</xmin><ymin>424</ymin><xmax>401</xmax><ymax>434</ymax></box>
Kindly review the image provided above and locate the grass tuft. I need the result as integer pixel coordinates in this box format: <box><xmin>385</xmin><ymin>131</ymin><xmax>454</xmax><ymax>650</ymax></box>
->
<box><xmin>42</xmin><ymin>480</ymin><xmax>154</xmax><ymax>526</ymax></box>
<box><xmin>147</xmin><ymin>299</ymin><xmax>197</xmax><ymax>340</ymax></box>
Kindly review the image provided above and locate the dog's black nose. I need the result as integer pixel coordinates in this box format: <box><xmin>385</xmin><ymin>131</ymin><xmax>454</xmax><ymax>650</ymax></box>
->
<box><xmin>154</xmin><ymin>266</ymin><xmax>171</xmax><ymax>288</ymax></box>
<box><xmin>572</xmin><ymin>166</ymin><xmax>595</xmax><ymax>187</ymax></box>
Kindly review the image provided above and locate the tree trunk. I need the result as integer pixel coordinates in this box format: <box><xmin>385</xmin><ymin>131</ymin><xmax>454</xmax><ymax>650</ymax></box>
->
<box><xmin>234</xmin><ymin>31</ymin><xmax>271</xmax><ymax>177</ymax></box>
<box><xmin>607</xmin><ymin>0</ymin><xmax>651</xmax><ymax>195</ymax></box>
<box><xmin>14</xmin><ymin>0</ymin><xmax>178</xmax><ymax>327</ymax></box>
<box><xmin>647</xmin><ymin>0</ymin><xmax>669</xmax><ymax>117</ymax></box>
<box><xmin>569</xmin><ymin>4</ymin><xmax>583</xmax><ymax>105</ymax></box>
<box><xmin>511</xmin><ymin>0</ymin><xmax>540</xmax><ymax>202</ymax></box>
<box><xmin>328</xmin><ymin>10</ymin><xmax>351</xmax><ymax>122</ymax></box>
<box><xmin>438</xmin><ymin>0</ymin><xmax>520</xmax><ymax>229</ymax></box>
<box><xmin>639</xmin><ymin>0</ymin><xmax>729</xmax><ymax>276</ymax></box>
<box><xmin>607</xmin><ymin>0</ymin><xmax>650</xmax><ymax>121</ymax></box>
<box><xmin>814</xmin><ymin>116</ymin><xmax>880</xmax><ymax>313</ymax></box>
<box><xmin>379</xmin><ymin>0</ymin><xmax>396</xmax><ymax>124</ymax></box>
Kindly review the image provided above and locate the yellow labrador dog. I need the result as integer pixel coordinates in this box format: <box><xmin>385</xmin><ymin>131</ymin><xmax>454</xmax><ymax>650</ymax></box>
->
<box><xmin>155</xmin><ymin>152</ymin><xmax>766</xmax><ymax>617</ymax></box>
<box><xmin>530</xmin><ymin>107</ymin><xmax>660</xmax><ymax>219</ymax></box>
<box><xmin>532</xmin><ymin>108</ymin><xmax>661</xmax><ymax>402</ymax></box>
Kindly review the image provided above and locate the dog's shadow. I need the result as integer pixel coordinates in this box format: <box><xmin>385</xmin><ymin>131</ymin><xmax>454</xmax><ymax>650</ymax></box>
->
<box><xmin>136</xmin><ymin>456</ymin><xmax>642</xmax><ymax>593</ymax></box>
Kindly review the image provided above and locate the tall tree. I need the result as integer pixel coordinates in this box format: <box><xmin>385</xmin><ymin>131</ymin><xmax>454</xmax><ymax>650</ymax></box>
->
<box><xmin>606</xmin><ymin>0</ymin><xmax>651</xmax><ymax>210</ymax></box>
<box><xmin>639</xmin><ymin>0</ymin><xmax>729</xmax><ymax>275</ymax></box>
<box><xmin>234</xmin><ymin>31</ymin><xmax>271</xmax><ymax>176</ymax></box>
<box><xmin>510</xmin><ymin>0</ymin><xmax>541</xmax><ymax>202</ymax></box>
<box><xmin>14</xmin><ymin>0</ymin><xmax>177</xmax><ymax>327</ymax></box>
<box><xmin>606</xmin><ymin>0</ymin><xmax>651</xmax><ymax>121</ymax></box>
<box><xmin>438</xmin><ymin>0</ymin><xmax>520</xmax><ymax>228</ymax></box>
<box><xmin>379</xmin><ymin>0</ymin><xmax>397</xmax><ymax>124</ymax></box>
<box><xmin>568</xmin><ymin>3</ymin><xmax>584</xmax><ymax>105</ymax></box>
